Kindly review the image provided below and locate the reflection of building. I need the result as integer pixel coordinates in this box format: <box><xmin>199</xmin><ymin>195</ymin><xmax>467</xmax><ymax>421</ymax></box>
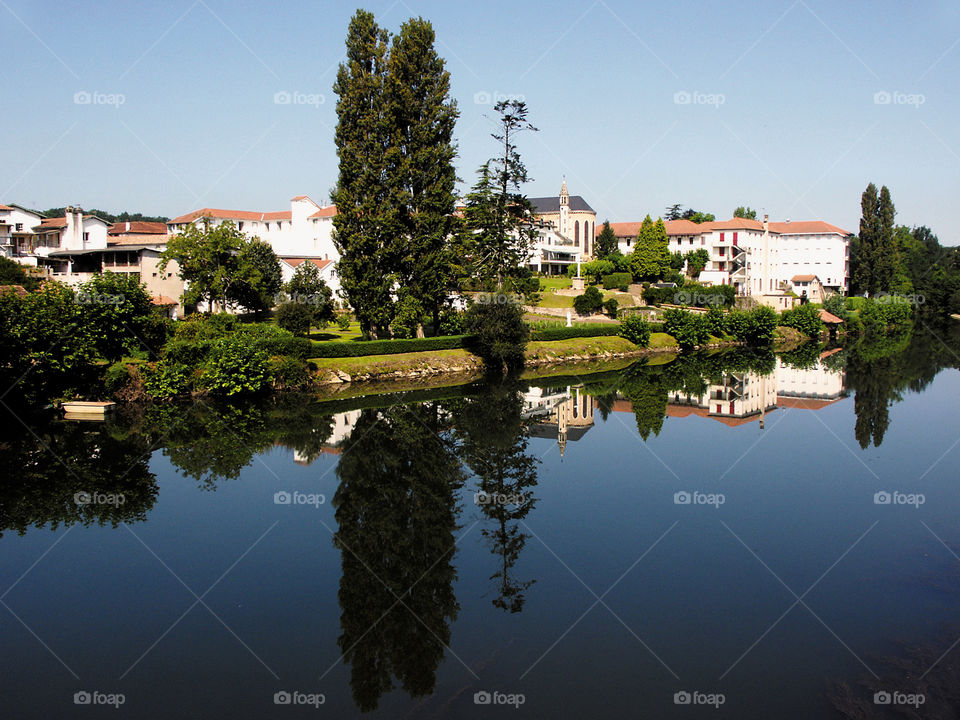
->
<box><xmin>527</xmin><ymin>386</ymin><xmax>594</xmax><ymax>456</ymax></box>
<box><xmin>775</xmin><ymin>357</ymin><xmax>847</xmax><ymax>410</ymax></box>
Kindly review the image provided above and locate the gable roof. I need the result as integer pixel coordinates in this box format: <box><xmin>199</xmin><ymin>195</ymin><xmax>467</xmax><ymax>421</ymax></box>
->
<box><xmin>308</xmin><ymin>205</ymin><xmax>338</xmax><ymax>219</ymax></box>
<box><xmin>108</xmin><ymin>221</ymin><xmax>167</xmax><ymax>235</ymax></box>
<box><xmin>791</xmin><ymin>274</ymin><xmax>818</xmax><ymax>282</ymax></box>
<box><xmin>704</xmin><ymin>217</ymin><xmax>765</xmax><ymax>231</ymax></box>
<box><xmin>280</xmin><ymin>257</ymin><xmax>334</xmax><ymax>271</ymax></box>
<box><xmin>600</xmin><ymin>219</ymin><xmax>707</xmax><ymax>238</ymax></box>
<box><xmin>529</xmin><ymin>195</ymin><xmax>595</xmax><ymax>214</ymax></box>
<box><xmin>769</xmin><ymin>220</ymin><xmax>852</xmax><ymax>236</ymax></box>
<box><xmin>168</xmin><ymin>208</ymin><xmax>293</xmax><ymax>224</ymax></box>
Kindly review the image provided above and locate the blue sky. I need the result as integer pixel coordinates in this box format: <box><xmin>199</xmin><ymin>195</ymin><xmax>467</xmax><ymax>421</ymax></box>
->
<box><xmin>4</xmin><ymin>0</ymin><xmax>959</xmax><ymax>242</ymax></box>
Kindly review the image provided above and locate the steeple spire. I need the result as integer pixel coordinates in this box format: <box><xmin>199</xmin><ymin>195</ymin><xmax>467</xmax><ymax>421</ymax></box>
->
<box><xmin>559</xmin><ymin>177</ymin><xmax>569</xmax><ymax>207</ymax></box>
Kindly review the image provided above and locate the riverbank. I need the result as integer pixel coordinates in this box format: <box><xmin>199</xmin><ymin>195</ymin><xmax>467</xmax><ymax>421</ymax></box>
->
<box><xmin>312</xmin><ymin>331</ymin><xmax>797</xmax><ymax>386</ymax></box>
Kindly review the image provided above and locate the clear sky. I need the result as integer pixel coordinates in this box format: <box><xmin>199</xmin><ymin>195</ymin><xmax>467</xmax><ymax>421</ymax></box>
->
<box><xmin>4</xmin><ymin>0</ymin><xmax>958</xmax><ymax>242</ymax></box>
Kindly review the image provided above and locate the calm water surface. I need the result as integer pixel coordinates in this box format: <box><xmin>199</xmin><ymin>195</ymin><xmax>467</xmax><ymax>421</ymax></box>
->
<box><xmin>2</xmin><ymin>330</ymin><xmax>960</xmax><ymax>718</ymax></box>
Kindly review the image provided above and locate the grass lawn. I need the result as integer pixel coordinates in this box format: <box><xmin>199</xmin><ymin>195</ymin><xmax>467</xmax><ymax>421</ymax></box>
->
<box><xmin>537</xmin><ymin>293</ymin><xmax>575</xmax><ymax>308</ymax></box>
<box><xmin>540</xmin><ymin>276</ymin><xmax>572</xmax><ymax>290</ymax></box>
<box><xmin>649</xmin><ymin>332</ymin><xmax>677</xmax><ymax>348</ymax></box>
<box><xmin>308</xmin><ymin>320</ymin><xmax>364</xmax><ymax>343</ymax></box>
<box><xmin>311</xmin><ymin>348</ymin><xmax>477</xmax><ymax>375</ymax></box>
<box><xmin>525</xmin><ymin>335</ymin><xmax>642</xmax><ymax>360</ymax></box>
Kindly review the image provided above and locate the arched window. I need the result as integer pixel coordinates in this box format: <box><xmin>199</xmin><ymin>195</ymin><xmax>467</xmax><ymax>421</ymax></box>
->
<box><xmin>575</xmin><ymin>220</ymin><xmax>580</xmax><ymax>246</ymax></box>
<box><xmin>585</xmin><ymin>221</ymin><xmax>591</xmax><ymax>254</ymax></box>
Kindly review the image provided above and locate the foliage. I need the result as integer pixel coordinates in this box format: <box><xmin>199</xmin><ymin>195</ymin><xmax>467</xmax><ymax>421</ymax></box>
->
<box><xmin>309</xmin><ymin>334</ymin><xmax>469</xmax><ymax>357</ymax></box>
<box><xmin>602</xmin><ymin>272</ymin><xmax>632</xmax><ymax>290</ymax></box>
<box><xmin>595</xmin><ymin>220</ymin><xmax>619</xmax><ymax>258</ymax></box>
<box><xmin>733</xmin><ymin>206</ymin><xmax>757</xmax><ymax>219</ymax></box>
<box><xmin>573</xmin><ymin>285</ymin><xmax>604</xmax><ymax>315</ymax></box>
<box><xmin>604</xmin><ymin>297</ymin><xmax>619</xmax><ymax>317</ymax></box>
<box><xmin>78</xmin><ymin>272</ymin><xmax>156</xmax><ymax>361</ymax></box>
<box><xmin>852</xmin><ymin>183</ymin><xmax>897</xmax><ymax>296</ymax></box>
<box><xmin>704</xmin><ymin>305</ymin><xmax>728</xmax><ymax>336</ymax></box>
<box><xmin>0</xmin><ymin>257</ymin><xmax>40</xmax><ymax>291</ymax></box>
<box><xmin>463</xmin><ymin>295</ymin><xmax>529</xmax><ymax>371</ymax></box>
<box><xmin>437</xmin><ymin>308</ymin><xmax>465</xmax><ymax>335</ymax></box>
<box><xmin>336</xmin><ymin>313</ymin><xmax>351</xmax><ymax>331</ymax></box>
<box><xmin>780</xmin><ymin>302</ymin><xmax>824</xmax><ymax>338</ymax></box>
<box><xmin>267</xmin><ymin>355</ymin><xmax>314</xmax><ymax>391</ymax></box>
<box><xmin>282</xmin><ymin>261</ymin><xmax>336</xmax><ymax>328</ymax></box>
<box><xmin>618</xmin><ymin>315</ymin><xmax>651</xmax><ymax>347</ymax></box>
<box><xmin>391</xmin><ymin>292</ymin><xmax>427</xmax><ymax>339</ymax></box>
<box><xmin>726</xmin><ymin>306</ymin><xmax>779</xmax><ymax>345</ymax></box>
<box><xmin>582</xmin><ymin>258</ymin><xmax>615</xmax><ymax>284</ymax></box>
<box><xmin>198</xmin><ymin>336</ymin><xmax>271</xmax><ymax>396</ymax></box>
<box><xmin>528</xmin><ymin>324</ymin><xmax>620</xmax><ymax>341</ymax></box>
<box><xmin>684</xmin><ymin>248</ymin><xmax>710</xmax><ymax>277</ymax></box>
<box><xmin>275</xmin><ymin>301</ymin><xmax>313</xmax><ymax>337</ymax></box>
<box><xmin>628</xmin><ymin>215</ymin><xmax>671</xmax><ymax>281</ymax></box>
<box><xmin>661</xmin><ymin>308</ymin><xmax>710</xmax><ymax>349</ymax></box>
<box><xmin>230</xmin><ymin>239</ymin><xmax>283</xmax><ymax>316</ymax></box>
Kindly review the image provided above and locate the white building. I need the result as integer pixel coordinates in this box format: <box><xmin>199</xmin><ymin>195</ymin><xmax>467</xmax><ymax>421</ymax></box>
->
<box><xmin>4</xmin><ymin>206</ymin><xmax>110</xmax><ymax>271</ymax></box>
<box><xmin>167</xmin><ymin>195</ymin><xmax>340</xmax><ymax>294</ymax></box>
<box><xmin>0</xmin><ymin>204</ymin><xmax>44</xmax><ymax>258</ymax></box>
<box><xmin>603</xmin><ymin>215</ymin><xmax>852</xmax><ymax>299</ymax></box>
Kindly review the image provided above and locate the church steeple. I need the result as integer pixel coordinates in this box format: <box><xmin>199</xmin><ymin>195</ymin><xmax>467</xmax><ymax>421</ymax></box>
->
<box><xmin>559</xmin><ymin>177</ymin><xmax>569</xmax><ymax>207</ymax></box>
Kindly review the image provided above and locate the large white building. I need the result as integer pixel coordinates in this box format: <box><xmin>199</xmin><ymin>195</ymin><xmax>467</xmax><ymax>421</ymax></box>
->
<box><xmin>603</xmin><ymin>215</ymin><xmax>853</xmax><ymax>298</ymax></box>
<box><xmin>167</xmin><ymin>195</ymin><xmax>341</xmax><ymax>295</ymax></box>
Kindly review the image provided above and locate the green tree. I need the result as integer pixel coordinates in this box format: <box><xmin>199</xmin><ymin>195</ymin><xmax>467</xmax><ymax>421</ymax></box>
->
<box><xmin>665</xmin><ymin>203</ymin><xmax>684</xmax><ymax>221</ymax></box>
<box><xmin>628</xmin><ymin>215</ymin><xmax>670</xmax><ymax>281</ymax></box>
<box><xmin>78</xmin><ymin>272</ymin><xmax>155</xmax><ymax>361</ymax></box>
<box><xmin>386</xmin><ymin>17</ymin><xmax>460</xmax><ymax>334</ymax></box>
<box><xmin>230</xmin><ymin>238</ymin><xmax>282</xmax><ymax>316</ymax></box>
<box><xmin>331</xmin><ymin>10</ymin><xmax>396</xmax><ymax>338</ymax></box>
<box><xmin>463</xmin><ymin>295</ymin><xmax>529</xmax><ymax>372</ymax></box>
<box><xmin>853</xmin><ymin>183</ymin><xmax>898</xmax><ymax>296</ymax></box>
<box><xmin>682</xmin><ymin>208</ymin><xmax>715</xmax><ymax>223</ymax></box>
<box><xmin>684</xmin><ymin>248</ymin><xmax>710</xmax><ymax>277</ymax></box>
<box><xmin>462</xmin><ymin>100</ymin><xmax>538</xmax><ymax>287</ymax></box>
<box><xmin>282</xmin><ymin>261</ymin><xmax>335</xmax><ymax>331</ymax></box>
<box><xmin>159</xmin><ymin>219</ymin><xmax>247</xmax><ymax>312</ymax></box>
<box><xmin>595</xmin><ymin>220</ymin><xmax>619</xmax><ymax>258</ymax></box>
<box><xmin>0</xmin><ymin>257</ymin><xmax>39</xmax><ymax>291</ymax></box>
<box><xmin>733</xmin><ymin>206</ymin><xmax>757</xmax><ymax>219</ymax></box>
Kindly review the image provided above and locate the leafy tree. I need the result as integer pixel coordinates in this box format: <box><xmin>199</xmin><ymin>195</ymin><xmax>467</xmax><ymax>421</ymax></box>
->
<box><xmin>463</xmin><ymin>295</ymin><xmax>529</xmax><ymax>372</ymax></box>
<box><xmin>780</xmin><ymin>302</ymin><xmax>823</xmax><ymax>338</ymax></box>
<box><xmin>281</xmin><ymin>261</ymin><xmax>335</xmax><ymax>332</ymax></box>
<box><xmin>733</xmin><ymin>206</ymin><xmax>757</xmax><ymax>219</ymax></box>
<box><xmin>198</xmin><ymin>336</ymin><xmax>271</xmax><ymax>396</ymax></box>
<box><xmin>661</xmin><ymin>308</ymin><xmax>710</xmax><ymax>349</ymax></box>
<box><xmin>275</xmin><ymin>302</ymin><xmax>313</xmax><ymax>336</ymax></box>
<box><xmin>853</xmin><ymin>183</ymin><xmax>898</xmax><ymax>296</ymax></box>
<box><xmin>595</xmin><ymin>220</ymin><xmax>619</xmax><ymax>258</ymax></box>
<box><xmin>386</xmin><ymin>17</ymin><xmax>460</xmax><ymax>333</ymax></box>
<box><xmin>332</xmin><ymin>10</ymin><xmax>396</xmax><ymax>338</ymax></box>
<box><xmin>230</xmin><ymin>238</ymin><xmax>282</xmax><ymax>316</ymax></box>
<box><xmin>604</xmin><ymin>297</ymin><xmax>619</xmax><ymax>317</ymax></box>
<box><xmin>684</xmin><ymin>248</ymin><xmax>710</xmax><ymax>277</ymax></box>
<box><xmin>682</xmin><ymin>208</ymin><xmax>715</xmax><ymax>223</ymax></box>
<box><xmin>665</xmin><ymin>203</ymin><xmax>684</xmax><ymax>221</ymax></box>
<box><xmin>619</xmin><ymin>315</ymin><xmax>651</xmax><ymax>346</ymax></box>
<box><xmin>159</xmin><ymin>219</ymin><xmax>250</xmax><ymax>312</ymax></box>
<box><xmin>78</xmin><ymin>272</ymin><xmax>155</xmax><ymax>360</ymax></box>
<box><xmin>462</xmin><ymin>100</ymin><xmax>538</xmax><ymax>286</ymax></box>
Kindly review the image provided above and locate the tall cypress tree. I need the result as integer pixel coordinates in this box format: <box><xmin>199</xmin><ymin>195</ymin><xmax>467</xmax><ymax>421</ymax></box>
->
<box><xmin>855</xmin><ymin>183</ymin><xmax>880</xmax><ymax>295</ymax></box>
<box><xmin>332</xmin><ymin>11</ymin><xmax>394</xmax><ymax>338</ymax></box>
<box><xmin>875</xmin><ymin>185</ymin><xmax>897</xmax><ymax>294</ymax></box>
<box><xmin>386</xmin><ymin>18</ymin><xmax>459</xmax><ymax>334</ymax></box>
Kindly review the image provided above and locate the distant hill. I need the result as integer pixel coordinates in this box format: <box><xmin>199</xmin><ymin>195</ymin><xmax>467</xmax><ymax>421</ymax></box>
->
<box><xmin>40</xmin><ymin>208</ymin><xmax>169</xmax><ymax>223</ymax></box>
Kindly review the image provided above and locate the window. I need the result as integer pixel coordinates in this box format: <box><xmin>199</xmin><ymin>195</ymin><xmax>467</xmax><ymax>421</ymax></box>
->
<box><xmin>265</xmin><ymin>223</ymin><xmax>270</xmax><ymax>231</ymax></box>
<box><xmin>719</xmin><ymin>247</ymin><xmax>725</xmax><ymax>257</ymax></box>
<box><xmin>574</xmin><ymin>220</ymin><xmax>580</xmax><ymax>246</ymax></box>
<box><xmin>83</xmin><ymin>232</ymin><xmax>89</xmax><ymax>242</ymax></box>
<box><xmin>15</xmin><ymin>223</ymin><xmax>23</xmax><ymax>231</ymax></box>
<box><xmin>238</xmin><ymin>221</ymin><xmax>244</xmax><ymax>231</ymax></box>
<box><xmin>719</xmin><ymin>232</ymin><xmax>725</xmax><ymax>242</ymax></box>
<box><xmin>732</xmin><ymin>232</ymin><xmax>738</xmax><ymax>244</ymax></box>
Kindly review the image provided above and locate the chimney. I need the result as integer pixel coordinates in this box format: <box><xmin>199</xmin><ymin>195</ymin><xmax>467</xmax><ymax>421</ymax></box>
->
<box><xmin>763</xmin><ymin>213</ymin><xmax>769</xmax><ymax>233</ymax></box>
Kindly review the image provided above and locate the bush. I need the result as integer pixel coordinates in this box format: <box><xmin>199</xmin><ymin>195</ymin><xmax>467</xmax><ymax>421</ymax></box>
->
<box><xmin>162</xmin><ymin>337</ymin><xmax>211</xmax><ymax>366</ymax></box>
<box><xmin>780</xmin><ymin>303</ymin><xmax>823</xmax><ymax>338</ymax></box>
<box><xmin>573</xmin><ymin>286</ymin><xmax>604</xmax><ymax>315</ymax></box>
<box><xmin>583</xmin><ymin>259</ymin><xmax>615</xmax><ymax>284</ymax></box>
<box><xmin>704</xmin><ymin>306</ymin><xmax>728</xmax><ymax>336</ymax></box>
<box><xmin>103</xmin><ymin>362</ymin><xmax>132</xmax><ymax>396</ymax></box>
<box><xmin>604</xmin><ymin>298</ymin><xmax>619</xmax><ymax>317</ymax></box>
<box><xmin>619</xmin><ymin>315</ymin><xmax>651</xmax><ymax>347</ymax></box>
<box><xmin>309</xmin><ymin>334</ymin><xmax>469</xmax><ymax>357</ymax></box>
<box><xmin>529</xmin><ymin>325</ymin><xmax>620</xmax><ymax>341</ymax></box>
<box><xmin>438</xmin><ymin>308</ymin><xmax>465</xmax><ymax>336</ymax></box>
<box><xmin>662</xmin><ymin>308</ymin><xmax>710</xmax><ymax>349</ymax></box>
<box><xmin>275</xmin><ymin>301</ymin><xmax>314</xmax><ymax>336</ymax></box>
<box><xmin>336</xmin><ymin>314</ymin><xmax>351</xmax><ymax>331</ymax></box>
<box><xmin>727</xmin><ymin>306</ymin><xmax>779</xmax><ymax>345</ymax></box>
<box><xmin>198</xmin><ymin>336</ymin><xmax>270</xmax><ymax>396</ymax></box>
<box><xmin>463</xmin><ymin>297</ymin><xmax>528</xmax><ymax>372</ymax></box>
<box><xmin>268</xmin><ymin>355</ymin><xmax>314</xmax><ymax>390</ymax></box>
<box><xmin>142</xmin><ymin>360</ymin><xmax>193</xmax><ymax>399</ymax></box>
<box><xmin>602</xmin><ymin>272</ymin><xmax>632</xmax><ymax>290</ymax></box>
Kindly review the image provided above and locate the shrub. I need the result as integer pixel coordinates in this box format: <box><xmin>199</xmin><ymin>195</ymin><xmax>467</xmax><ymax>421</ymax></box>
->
<box><xmin>103</xmin><ymin>362</ymin><xmax>132</xmax><ymax>396</ymax></box>
<box><xmin>309</xmin><ymin>334</ymin><xmax>469</xmax><ymax>357</ymax></box>
<box><xmin>602</xmin><ymin>272</ymin><xmax>632</xmax><ymax>290</ymax></box>
<box><xmin>438</xmin><ymin>308</ymin><xmax>465</xmax><ymax>336</ymax></box>
<box><xmin>662</xmin><ymin>308</ymin><xmax>710</xmax><ymax>349</ymax></box>
<box><xmin>142</xmin><ymin>360</ymin><xmax>193</xmax><ymax>399</ymax></box>
<box><xmin>199</xmin><ymin>336</ymin><xmax>270</xmax><ymax>396</ymax></box>
<box><xmin>268</xmin><ymin>355</ymin><xmax>314</xmax><ymax>390</ymax></box>
<box><xmin>162</xmin><ymin>337</ymin><xmax>211</xmax><ymax>366</ymax></box>
<box><xmin>275</xmin><ymin>301</ymin><xmax>314</xmax><ymax>336</ymax></box>
<box><xmin>573</xmin><ymin>286</ymin><xmax>604</xmax><ymax>315</ymax></box>
<box><xmin>604</xmin><ymin>298</ymin><xmax>619</xmax><ymax>317</ymax></box>
<box><xmin>336</xmin><ymin>314</ymin><xmax>351</xmax><ymax>331</ymax></box>
<box><xmin>619</xmin><ymin>315</ymin><xmax>651</xmax><ymax>347</ymax></box>
<box><xmin>583</xmin><ymin>259</ymin><xmax>615</xmax><ymax>284</ymax></box>
<box><xmin>704</xmin><ymin>306</ymin><xmax>728</xmax><ymax>336</ymax></box>
<box><xmin>529</xmin><ymin>325</ymin><xmax>620</xmax><ymax>341</ymax></box>
<box><xmin>463</xmin><ymin>297</ymin><xmax>528</xmax><ymax>371</ymax></box>
<box><xmin>728</xmin><ymin>306</ymin><xmax>779</xmax><ymax>345</ymax></box>
<box><xmin>780</xmin><ymin>303</ymin><xmax>823</xmax><ymax>338</ymax></box>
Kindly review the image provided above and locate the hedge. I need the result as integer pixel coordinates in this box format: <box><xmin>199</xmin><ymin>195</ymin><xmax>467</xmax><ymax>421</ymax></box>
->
<box><xmin>602</xmin><ymin>272</ymin><xmax>632</xmax><ymax>290</ymax></box>
<box><xmin>529</xmin><ymin>324</ymin><xmax>621</xmax><ymax>341</ymax></box>
<box><xmin>309</xmin><ymin>334</ymin><xmax>470</xmax><ymax>358</ymax></box>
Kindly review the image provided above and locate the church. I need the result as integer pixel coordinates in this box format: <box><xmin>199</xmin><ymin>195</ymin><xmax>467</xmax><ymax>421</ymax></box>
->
<box><xmin>528</xmin><ymin>180</ymin><xmax>597</xmax><ymax>258</ymax></box>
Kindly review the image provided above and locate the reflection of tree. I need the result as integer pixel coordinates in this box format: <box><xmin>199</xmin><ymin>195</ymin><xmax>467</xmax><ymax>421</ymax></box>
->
<box><xmin>0</xmin><ymin>410</ymin><xmax>158</xmax><ymax>537</ymax></box>
<box><xmin>333</xmin><ymin>403</ymin><xmax>463</xmax><ymax>712</ymax></box>
<box><xmin>618</xmin><ymin>363</ymin><xmax>668</xmax><ymax>441</ymax></box>
<box><xmin>453</xmin><ymin>382</ymin><xmax>539</xmax><ymax>613</ymax></box>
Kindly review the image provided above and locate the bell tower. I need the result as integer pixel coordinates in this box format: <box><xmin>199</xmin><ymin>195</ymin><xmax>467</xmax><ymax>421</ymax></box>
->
<box><xmin>559</xmin><ymin>178</ymin><xmax>569</xmax><ymax>238</ymax></box>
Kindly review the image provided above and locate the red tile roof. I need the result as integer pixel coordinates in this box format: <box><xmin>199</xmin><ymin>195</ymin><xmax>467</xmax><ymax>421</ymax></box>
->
<box><xmin>167</xmin><ymin>208</ymin><xmax>292</xmax><ymax>224</ymax></box>
<box><xmin>108</xmin><ymin>221</ymin><xmax>167</xmax><ymax>235</ymax></box>
<box><xmin>281</xmin><ymin>257</ymin><xmax>333</xmax><ymax>271</ymax></box>
<box><xmin>150</xmin><ymin>295</ymin><xmax>178</xmax><ymax>306</ymax></box>
<box><xmin>791</xmin><ymin>274</ymin><xmax>818</xmax><ymax>282</ymax></box>
<box><xmin>769</xmin><ymin>221</ymin><xmax>852</xmax><ymax>236</ymax></box>
<box><xmin>702</xmin><ymin>218</ymin><xmax>765</xmax><ymax>231</ymax></box>
<box><xmin>108</xmin><ymin>234</ymin><xmax>167</xmax><ymax>246</ymax></box>
<box><xmin>0</xmin><ymin>204</ymin><xmax>13</xmax><ymax>211</ymax></box>
<box><xmin>308</xmin><ymin>206</ymin><xmax>338</xmax><ymax>219</ymax></box>
<box><xmin>39</xmin><ymin>217</ymin><xmax>67</xmax><ymax>228</ymax></box>
<box><xmin>819</xmin><ymin>309</ymin><xmax>843</xmax><ymax>324</ymax></box>
<box><xmin>0</xmin><ymin>284</ymin><xmax>28</xmax><ymax>298</ymax></box>
<box><xmin>599</xmin><ymin>219</ymin><xmax>710</xmax><ymax>237</ymax></box>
